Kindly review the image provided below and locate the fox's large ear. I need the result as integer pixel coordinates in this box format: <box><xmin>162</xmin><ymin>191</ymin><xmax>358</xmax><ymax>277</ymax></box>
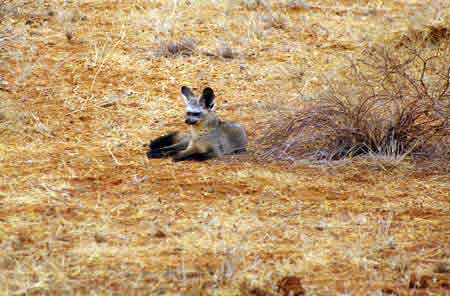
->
<box><xmin>200</xmin><ymin>87</ymin><xmax>215</xmax><ymax>109</ymax></box>
<box><xmin>181</xmin><ymin>86</ymin><xmax>195</xmax><ymax>102</ymax></box>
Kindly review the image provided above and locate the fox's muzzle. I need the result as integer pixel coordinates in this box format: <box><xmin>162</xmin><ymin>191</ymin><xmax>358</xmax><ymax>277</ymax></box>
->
<box><xmin>185</xmin><ymin>118</ymin><xmax>198</xmax><ymax>125</ymax></box>
<box><xmin>185</xmin><ymin>111</ymin><xmax>202</xmax><ymax>125</ymax></box>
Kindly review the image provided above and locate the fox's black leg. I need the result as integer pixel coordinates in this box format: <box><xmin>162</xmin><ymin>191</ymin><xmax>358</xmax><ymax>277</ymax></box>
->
<box><xmin>190</xmin><ymin>152</ymin><xmax>217</xmax><ymax>161</ymax></box>
<box><xmin>149</xmin><ymin>132</ymin><xmax>180</xmax><ymax>150</ymax></box>
<box><xmin>148</xmin><ymin>132</ymin><xmax>191</xmax><ymax>159</ymax></box>
<box><xmin>147</xmin><ymin>141</ymin><xmax>189</xmax><ymax>159</ymax></box>
<box><xmin>147</xmin><ymin>149</ymin><xmax>170</xmax><ymax>159</ymax></box>
<box><xmin>232</xmin><ymin>148</ymin><xmax>247</xmax><ymax>154</ymax></box>
<box><xmin>172</xmin><ymin>149</ymin><xmax>216</xmax><ymax>162</ymax></box>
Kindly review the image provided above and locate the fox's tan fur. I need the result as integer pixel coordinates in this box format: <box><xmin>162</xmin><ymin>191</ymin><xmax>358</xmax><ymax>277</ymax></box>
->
<box><xmin>147</xmin><ymin>86</ymin><xmax>247</xmax><ymax>162</ymax></box>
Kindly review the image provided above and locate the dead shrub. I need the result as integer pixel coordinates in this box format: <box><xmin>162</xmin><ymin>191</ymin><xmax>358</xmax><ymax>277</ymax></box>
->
<box><xmin>240</xmin><ymin>0</ymin><xmax>271</xmax><ymax>10</ymax></box>
<box><xmin>216</xmin><ymin>39</ymin><xmax>234</xmax><ymax>59</ymax></box>
<box><xmin>260</xmin><ymin>12</ymin><xmax>289</xmax><ymax>30</ymax></box>
<box><xmin>259</xmin><ymin>44</ymin><xmax>450</xmax><ymax>161</ymax></box>
<box><xmin>283</xmin><ymin>0</ymin><xmax>311</xmax><ymax>10</ymax></box>
<box><xmin>397</xmin><ymin>24</ymin><xmax>450</xmax><ymax>48</ymax></box>
<box><xmin>153</xmin><ymin>37</ymin><xmax>196</xmax><ymax>57</ymax></box>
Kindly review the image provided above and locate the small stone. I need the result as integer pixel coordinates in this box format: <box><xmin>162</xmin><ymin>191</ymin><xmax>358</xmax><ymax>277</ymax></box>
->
<box><xmin>435</xmin><ymin>262</ymin><xmax>450</xmax><ymax>273</ymax></box>
<box><xmin>65</xmin><ymin>31</ymin><xmax>73</xmax><ymax>41</ymax></box>
<box><xmin>94</xmin><ymin>232</ymin><xmax>107</xmax><ymax>243</ymax></box>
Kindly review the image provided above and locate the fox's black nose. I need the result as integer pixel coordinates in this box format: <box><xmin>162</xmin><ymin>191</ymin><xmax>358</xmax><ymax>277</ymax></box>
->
<box><xmin>185</xmin><ymin>118</ymin><xmax>197</xmax><ymax>125</ymax></box>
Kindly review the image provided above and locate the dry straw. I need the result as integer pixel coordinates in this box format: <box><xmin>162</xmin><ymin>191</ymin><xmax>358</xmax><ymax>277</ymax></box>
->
<box><xmin>1</xmin><ymin>1</ymin><xmax>450</xmax><ymax>295</ymax></box>
<box><xmin>259</xmin><ymin>39</ymin><xmax>450</xmax><ymax>163</ymax></box>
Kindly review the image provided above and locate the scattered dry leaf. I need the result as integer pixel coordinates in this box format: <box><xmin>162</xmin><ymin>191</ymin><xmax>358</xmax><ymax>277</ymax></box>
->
<box><xmin>277</xmin><ymin>276</ymin><xmax>305</xmax><ymax>296</ymax></box>
<box><xmin>409</xmin><ymin>273</ymin><xmax>432</xmax><ymax>289</ymax></box>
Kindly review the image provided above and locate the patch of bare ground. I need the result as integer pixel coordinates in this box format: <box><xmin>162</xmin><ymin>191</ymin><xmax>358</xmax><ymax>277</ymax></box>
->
<box><xmin>1</xmin><ymin>0</ymin><xmax>449</xmax><ymax>295</ymax></box>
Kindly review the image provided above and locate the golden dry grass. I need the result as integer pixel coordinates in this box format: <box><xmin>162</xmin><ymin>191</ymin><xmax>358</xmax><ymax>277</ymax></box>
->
<box><xmin>1</xmin><ymin>0</ymin><xmax>450</xmax><ymax>295</ymax></box>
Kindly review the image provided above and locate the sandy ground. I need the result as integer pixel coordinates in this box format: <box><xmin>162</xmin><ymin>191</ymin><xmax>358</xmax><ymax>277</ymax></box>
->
<box><xmin>1</xmin><ymin>0</ymin><xmax>449</xmax><ymax>294</ymax></box>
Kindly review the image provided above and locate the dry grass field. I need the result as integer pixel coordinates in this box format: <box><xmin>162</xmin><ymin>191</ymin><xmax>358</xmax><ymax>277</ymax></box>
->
<box><xmin>1</xmin><ymin>0</ymin><xmax>450</xmax><ymax>295</ymax></box>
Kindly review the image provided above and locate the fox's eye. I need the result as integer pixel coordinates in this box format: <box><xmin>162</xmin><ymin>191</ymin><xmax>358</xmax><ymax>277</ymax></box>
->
<box><xmin>187</xmin><ymin>112</ymin><xmax>201</xmax><ymax>116</ymax></box>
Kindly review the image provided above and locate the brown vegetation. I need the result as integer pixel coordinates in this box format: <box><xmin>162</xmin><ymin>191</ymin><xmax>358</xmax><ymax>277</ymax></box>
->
<box><xmin>260</xmin><ymin>43</ymin><xmax>450</xmax><ymax>162</ymax></box>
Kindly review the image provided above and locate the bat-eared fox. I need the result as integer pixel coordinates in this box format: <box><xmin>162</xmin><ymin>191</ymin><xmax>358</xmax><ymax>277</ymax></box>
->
<box><xmin>147</xmin><ymin>86</ymin><xmax>247</xmax><ymax>162</ymax></box>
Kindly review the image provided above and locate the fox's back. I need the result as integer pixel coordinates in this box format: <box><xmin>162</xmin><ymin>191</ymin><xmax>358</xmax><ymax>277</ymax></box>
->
<box><xmin>217</xmin><ymin>120</ymin><xmax>247</xmax><ymax>154</ymax></box>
